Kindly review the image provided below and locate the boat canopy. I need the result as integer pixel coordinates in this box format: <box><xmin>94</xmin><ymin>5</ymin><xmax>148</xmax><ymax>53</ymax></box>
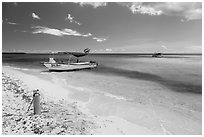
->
<box><xmin>58</xmin><ymin>48</ymin><xmax>90</xmax><ymax>58</ymax></box>
<box><xmin>70</xmin><ymin>52</ymin><xmax>88</xmax><ymax>57</ymax></box>
<box><xmin>58</xmin><ymin>52</ymin><xmax>88</xmax><ymax>58</ymax></box>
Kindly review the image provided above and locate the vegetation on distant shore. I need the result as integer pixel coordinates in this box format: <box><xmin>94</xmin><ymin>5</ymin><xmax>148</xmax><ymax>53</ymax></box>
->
<box><xmin>3</xmin><ymin>52</ymin><xmax>26</xmax><ymax>54</ymax></box>
<box><xmin>2</xmin><ymin>73</ymin><xmax>97</xmax><ymax>135</ymax></box>
<box><xmin>2</xmin><ymin>52</ymin><xmax>202</xmax><ymax>56</ymax></box>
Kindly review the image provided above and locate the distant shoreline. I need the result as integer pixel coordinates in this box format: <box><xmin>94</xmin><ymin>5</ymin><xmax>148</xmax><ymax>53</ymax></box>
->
<box><xmin>2</xmin><ymin>52</ymin><xmax>202</xmax><ymax>56</ymax></box>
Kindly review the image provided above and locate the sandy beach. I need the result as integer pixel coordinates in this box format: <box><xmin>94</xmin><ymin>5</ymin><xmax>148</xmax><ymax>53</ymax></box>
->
<box><xmin>3</xmin><ymin>66</ymin><xmax>159</xmax><ymax>135</ymax></box>
<box><xmin>2</xmin><ymin>68</ymin><xmax>97</xmax><ymax>135</ymax></box>
<box><xmin>2</xmin><ymin>55</ymin><xmax>202</xmax><ymax>135</ymax></box>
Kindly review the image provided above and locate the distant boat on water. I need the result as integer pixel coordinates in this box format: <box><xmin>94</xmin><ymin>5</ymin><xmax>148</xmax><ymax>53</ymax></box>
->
<box><xmin>43</xmin><ymin>48</ymin><xmax>98</xmax><ymax>71</ymax></box>
<box><xmin>152</xmin><ymin>52</ymin><xmax>163</xmax><ymax>58</ymax></box>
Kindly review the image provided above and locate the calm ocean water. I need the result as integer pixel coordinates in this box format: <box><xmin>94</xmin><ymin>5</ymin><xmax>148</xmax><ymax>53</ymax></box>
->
<box><xmin>2</xmin><ymin>53</ymin><xmax>155</xmax><ymax>70</ymax></box>
<box><xmin>2</xmin><ymin>53</ymin><xmax>202</xmax><ymax>94</ymax></box>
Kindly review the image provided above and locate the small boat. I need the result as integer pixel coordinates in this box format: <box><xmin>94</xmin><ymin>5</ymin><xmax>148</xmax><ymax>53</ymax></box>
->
<box><xmin>43</xmin><ymin>48</ymin><xmax>98</xmax><ymax>71</ymax></box>
<box><xmin>152</xmin><ymin>52</ymin><xmax>163</xmax><ymax>58</ymax></box>
<box><xmin>43</xmin><ymin>59</ymin><xmax>97</xmax><ymax>71</ymax></box>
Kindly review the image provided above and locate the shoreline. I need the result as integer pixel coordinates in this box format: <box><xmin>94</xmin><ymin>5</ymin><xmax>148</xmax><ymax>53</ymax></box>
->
<box><xmin>2</xmin><ymin>65</ymin><xmax>202</xmax><ymax>135</ymax></box>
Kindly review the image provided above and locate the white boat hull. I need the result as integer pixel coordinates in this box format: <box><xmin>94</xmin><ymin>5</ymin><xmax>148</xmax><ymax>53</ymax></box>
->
<box><xmin>43</xmin><ymin>62</ymin><xmax>97</xmax><ymax>71</ymax></box>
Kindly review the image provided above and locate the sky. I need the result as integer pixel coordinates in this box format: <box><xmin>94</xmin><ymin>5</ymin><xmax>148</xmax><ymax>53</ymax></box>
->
<box><xmin>2</xmin><ymin>2</ymin><xmax>202</xmax><ymax>53</ymax></box>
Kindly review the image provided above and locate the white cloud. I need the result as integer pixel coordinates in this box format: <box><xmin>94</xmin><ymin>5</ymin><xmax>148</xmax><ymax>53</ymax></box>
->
<box><xmin>154</xmin><ymin>2</ymin><xmax>202</xmax><ymax>21</ymax></box>
<box><xmin>184</xmin><ymin>46</ymin><xmax>202</xmax><ymax>52</ymax></box>
<box><xmin>93</xmin><ymin>37</ymin><xmax>107</xmax><ymax>42</ymax></box>
<box><xmin>161</xmin><ymin>45</ymin><xmax>168</xmax><ymax>50</ymax></box>
<box><xmin>118</xmin><ymin>2</ymin><xmax>202</xmax><ymax>21</ymax></box>
<box><xmin>78</xmin><ymin>2</ymin><xmax>107</xmax><ymax>8</ymax></box>
<box><xmin>3</xmin><ymin>19</ymin><xmax>18</xmax><ymax>25</ymax></box>
<box><xmin>105</xmin><ymin>48</ymin><xmax>112</xmax><ymax>52</ymax></box>
<box><xmin>31</xmin><ymin>26</ymin><xmax>107</xmax><ymax>42</ymax></box>
<box><xmin>32</xmin><ymin>26</ymin><xmax>64</xmax><ymax>36</ymax></box>
<box><xmin>32</xmin><ymin>12</ymin><xmax>40</xmax><ymax>20</ymax></box>
<box><xmin>7</xmin><ymin>21</ymin><xmax>17</xmax><ymax>25</ymax></box>
<box><xmin>159</xmin><ymin>41</ymin><xmax>172</xmax><ymax>51</ymax></box>
<box><xmin>122</xmin><ymin>2</ymin><xmax>162</xmax><ymax>15</ymax></box>
<box><xmin>14</xmin><ymin>30</ymin><xmax>27</xmax><ymax>33</ymax></box>
<box><xmin>31</xmin><ymin>26</ymin><xmax>92</xmax><ymax>37</ymax></box>
<box><xmin>65</xmin><ymin>14</ymin><xmax>81</xmax><ymax>25</ymax></box>
<box><xmin>74</xmin><ymin>2</ymin><xmax>201</xmax><ymax>20</ymax></box>
<box><xmin>66</xmin><ymin>14</ymin><xmax>74</xmax><ymax>22</ymax></box>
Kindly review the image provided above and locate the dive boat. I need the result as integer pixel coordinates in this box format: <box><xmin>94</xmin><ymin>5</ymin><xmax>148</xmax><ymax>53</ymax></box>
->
<box><xmin>43</xmin><ymin>48</ymin><xmax>98</xmax><ymax>71</ymax></box>
<box><xmin>43</xmin><ymin>58</ymin><xmax>97</xmax><ymax>71</ymax></box>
